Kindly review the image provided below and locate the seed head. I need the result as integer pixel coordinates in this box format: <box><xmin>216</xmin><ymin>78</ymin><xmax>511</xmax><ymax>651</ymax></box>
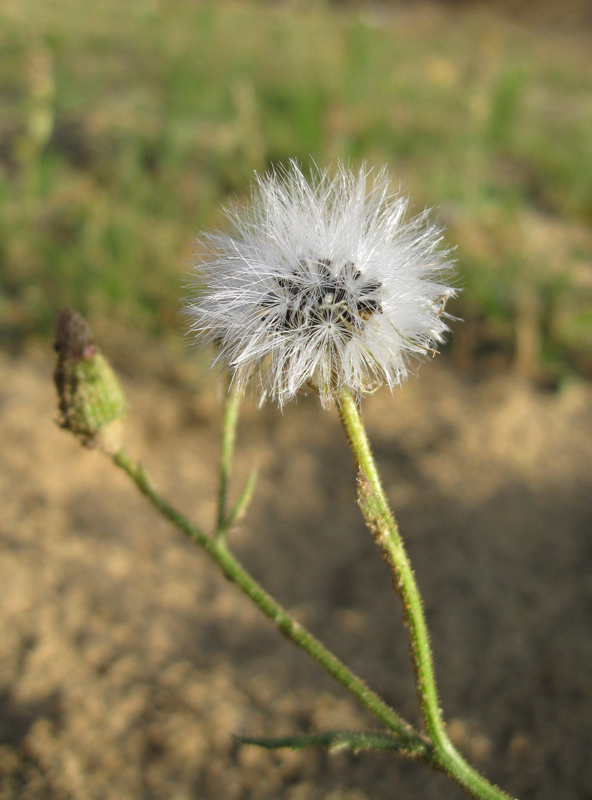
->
<box><xmin>187</xmin><ymin>163</ymin><xmax>456</xmax><ymax>407</ymax></box>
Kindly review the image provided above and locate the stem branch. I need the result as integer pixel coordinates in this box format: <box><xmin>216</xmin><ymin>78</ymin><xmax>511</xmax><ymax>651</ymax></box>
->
<box><xmin>111</xmin><ymin>448</ymin><xmax>430</xmax><ymax>760</ymax></box>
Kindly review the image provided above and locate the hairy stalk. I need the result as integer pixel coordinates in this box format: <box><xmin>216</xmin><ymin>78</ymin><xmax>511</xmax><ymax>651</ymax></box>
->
<box><xmin>236</xmin><ymin>730</ymin><xmax>411</xmax><ymax>753</ymax></box>
<box><xmin>110</xmin><ymin>448</ymin><xmax>430</xmax><ymax>760</ymax></box>
<box><xmin>216</xmin><ymin>383</ymin><xmax>241</xmax><ymax>536</ymax></box>
<box><xmin>337</xmin><ymin>390</ymin><xmax>516</xmax><ymax>800</ymax></box>
<box><xmin>221</xmin><ymin>466</ymin><xmax>258</xmax><ymax>534</ymax></box>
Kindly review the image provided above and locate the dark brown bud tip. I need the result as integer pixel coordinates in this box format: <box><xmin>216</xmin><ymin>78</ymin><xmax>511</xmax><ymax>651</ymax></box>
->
<box><xmin>54</xmin><ymin>308</ymin><xmax>94</xmax><ymax>359</ymax></box>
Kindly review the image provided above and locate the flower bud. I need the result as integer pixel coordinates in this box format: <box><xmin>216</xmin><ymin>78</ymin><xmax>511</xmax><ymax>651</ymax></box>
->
<box><xmin>54</xmin><ymin>309</ymin><xmax>126</xmax><ymax>452</ymax></box>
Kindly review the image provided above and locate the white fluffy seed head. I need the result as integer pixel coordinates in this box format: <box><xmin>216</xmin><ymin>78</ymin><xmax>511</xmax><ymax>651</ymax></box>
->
<box><xmin>186</xmin><ymin>162</ymin><xmax>457</xmax><ymax>408</ymax></box>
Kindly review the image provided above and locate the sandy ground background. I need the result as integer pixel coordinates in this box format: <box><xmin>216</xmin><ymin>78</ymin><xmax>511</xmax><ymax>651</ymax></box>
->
<box><xmin>0</xmin><ymin>344</ymin><xmax>591</xmax><ymax>800</ymax></box>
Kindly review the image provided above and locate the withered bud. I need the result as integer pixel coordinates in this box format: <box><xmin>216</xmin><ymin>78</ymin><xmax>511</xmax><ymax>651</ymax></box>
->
<box><xmin>54</xmin><ymin>307</ymin><xmax>94</xmax><ymax>360</ymax></box>
<box><xmin>54</xmin><ymin>309</ymin><xmax>126</xmax><ymax>452</ymax></box>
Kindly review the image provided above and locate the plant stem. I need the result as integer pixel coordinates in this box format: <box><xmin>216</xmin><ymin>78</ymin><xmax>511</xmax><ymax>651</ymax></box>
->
<box><xmin>236</xmin><ymin>730</ymin><xmax>411</xmax><ymax>753</ymax></box>
<box><xmin>111</xmin><ymin>448</ymin><xmax>430</xmax><ymax>760</ymax></box>
<box><xmin>221</xmin><ymin>466</ymin><xmax>258</xmax><ymax>534</ymax></box>
<box><xmin>216</xmin><ymin>383</ymin><xmax>241</xmax><ymax>535</ymax></box>
<box><xmin>337</xmin><ymin>390</ymin><xmax>516</xmax><ymax>800</ymax></box>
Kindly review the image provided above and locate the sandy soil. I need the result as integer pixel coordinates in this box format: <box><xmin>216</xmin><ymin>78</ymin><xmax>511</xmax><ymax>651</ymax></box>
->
<box><xmin>0</xmin><ymin>345</ymin><xmax>591</xmax><ymax>800</ymax></box>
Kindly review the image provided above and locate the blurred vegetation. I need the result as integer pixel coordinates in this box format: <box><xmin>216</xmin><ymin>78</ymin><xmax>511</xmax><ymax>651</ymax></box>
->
<box><xmin>0</xmin><ymin>0</ymin><xmax>591</xmax><ymax>383</ymax></box>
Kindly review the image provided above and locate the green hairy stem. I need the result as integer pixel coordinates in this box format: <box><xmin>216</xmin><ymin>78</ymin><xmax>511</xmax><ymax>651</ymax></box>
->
<box><xmin>337</xmin><ymin>390</ymin><xmax>515</xmax><ymax>800</ymax></box>
<box><xmin>216</xmin><ymin>384</ymin><xmax>241</xmax><ymax>536</ymax></box>
<box><xmin>108</xmin><ymin>388</ymin><xmax>515</xmax><ymax>800</ymax></box>
<box><xmin>236</xmin><ymin>730</ymin><xmax>411</xmax><ymax>753</ymax></box>
<box><xmin>110</xmin><ymin>449</ymin><xmax>429</xmax><ymax>760</ymax></box>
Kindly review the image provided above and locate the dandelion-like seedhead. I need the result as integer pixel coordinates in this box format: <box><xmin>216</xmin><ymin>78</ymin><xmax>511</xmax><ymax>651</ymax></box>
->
<box><xmin>187</xmin><ymin>162</ymin><xmax>456</xmax><ymax>408</ymax></box>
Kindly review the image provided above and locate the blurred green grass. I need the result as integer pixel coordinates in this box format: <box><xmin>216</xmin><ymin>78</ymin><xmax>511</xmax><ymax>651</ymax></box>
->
<box><xmin>1</xmin><ymin>0</ymin><xmax>591</xmax><ymax>382</ymax></box>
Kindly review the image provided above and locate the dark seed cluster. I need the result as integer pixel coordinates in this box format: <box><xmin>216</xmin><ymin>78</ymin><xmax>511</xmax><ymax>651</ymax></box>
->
<box><xmin>259</xmin><ymin>257</ymin><xmax>382</xmax><ymax>334</ymax></box>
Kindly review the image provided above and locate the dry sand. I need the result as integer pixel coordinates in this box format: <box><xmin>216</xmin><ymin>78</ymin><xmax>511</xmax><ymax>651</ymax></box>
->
<box><xmin>0</xmin><ymin>346</ymin><xmax>591</xmax><ymax>800</ymax></box>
